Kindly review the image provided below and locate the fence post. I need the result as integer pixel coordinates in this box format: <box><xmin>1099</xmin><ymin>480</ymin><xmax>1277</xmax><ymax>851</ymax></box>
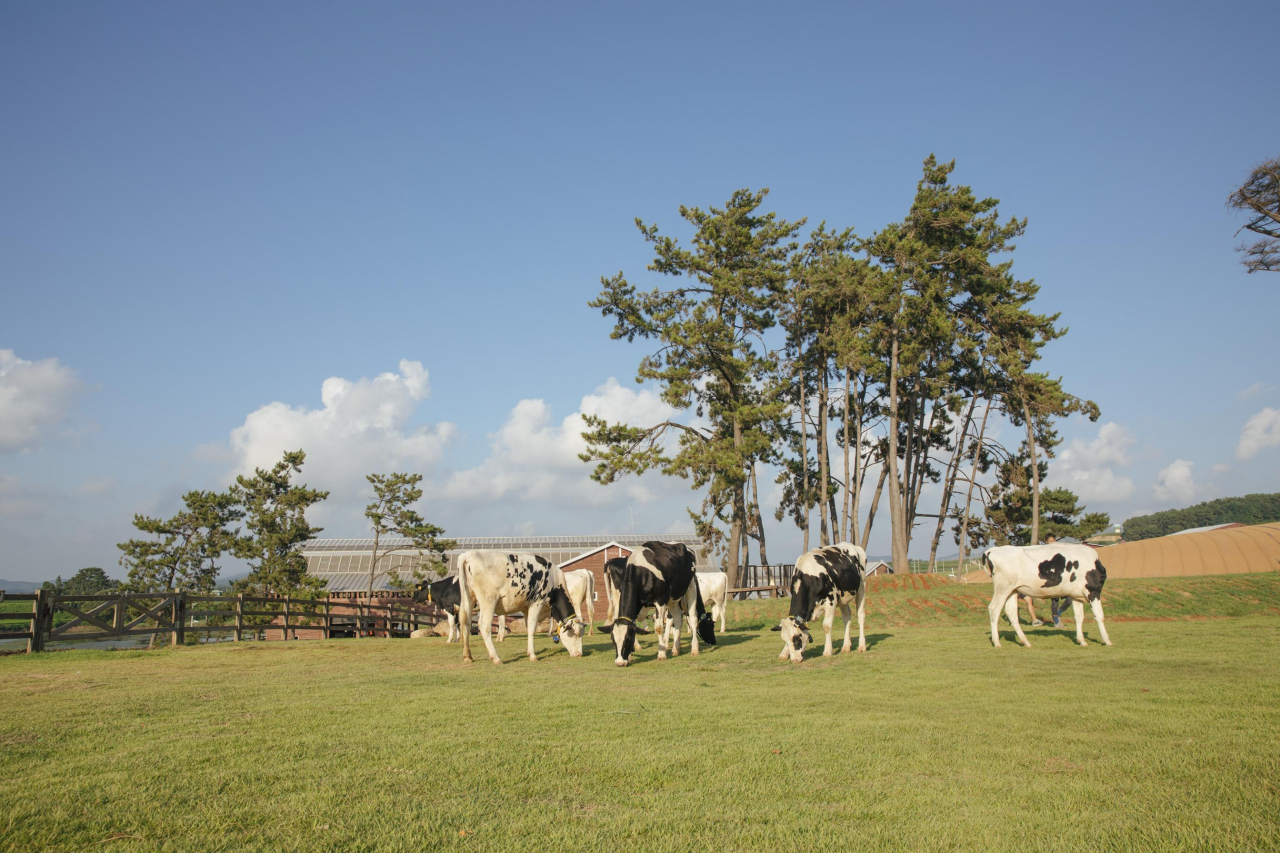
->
<box><xmin>283</xmin><ymin>596</ymin><xmax>291</xmax><ymax>640</ymax></box>
<box><xmin>172</xmin><ymin>591</ymin><xmax>185</xmax><ymax>647</ymax></box>
<box><xmin>28</xmin><ymin>588</ymin><xmax>47</xmax><ymax>654</ymax></box>
<box><xmin>113</xmin><ymin>595</ymin><xmax>125</xmax><ymax>636</ymax></box>
<box><xmin>234</xmin><ymin>593</ymin><xmax>243</xmax><ymax>642</ymax></box>
<box><xmin>323</xmin><ymin>598</ymin><xmax>331</xmax><ymax>640</ymax></box>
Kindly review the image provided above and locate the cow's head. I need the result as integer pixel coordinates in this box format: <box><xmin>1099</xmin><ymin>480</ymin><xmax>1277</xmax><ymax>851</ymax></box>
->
<box><xmin>778</xmin><ymin>616</ymin><xmax>812</xmax><ymax>663</ymax></box>
<box><xmin>551</xmin><ymin>617</ymin><xmax>585</xmax><ymax>658</ymax></box>
<box><xmin>412</xmin><ymin>580</ymin><xmax>431</xmax><ymax>604</ymax></box>
<box><xmin>610</xmin><ymin>618</ymin><xmax>637</xmax><ymax>667</ymax></box>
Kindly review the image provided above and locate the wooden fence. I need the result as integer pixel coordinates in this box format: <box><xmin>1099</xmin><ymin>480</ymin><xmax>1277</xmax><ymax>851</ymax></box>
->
<box><xmin>729</xmin><ymin>564</ymin><xmax>795</xmax><ymax>599</ymax></box>
<box><xmin>0</xmin><ymin>590</ymin><xmax>445</xmax><ymax>654</ymax></box>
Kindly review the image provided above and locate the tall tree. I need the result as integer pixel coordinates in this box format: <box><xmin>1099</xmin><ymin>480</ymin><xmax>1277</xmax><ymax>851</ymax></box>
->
<box><xmin>232</xmin><ymin>450</ymin><xmax>329</xmax><ymax>598</ymax></box>
<box><xmin>1228</xmin><ymin>156</ymin><xmax>1280</xmax><ymax>273</ymax></box>
<box><xmin>864</xmin><ymin>155</ymin><xmax>1030</xmax><ymax>572</ymax></box>
<box><xmin>582</xmin><ymin>189</ymin><xmax>801</xmax><ymax>589</ymax></box>
<box><xmin>362</xmin><ymin>472</ymin><xmax>453</xmax><ymax>615</ymax></box>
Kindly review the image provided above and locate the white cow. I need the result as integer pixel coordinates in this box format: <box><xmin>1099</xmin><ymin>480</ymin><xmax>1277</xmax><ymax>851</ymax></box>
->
<box><xmin>456</xmin><ymin>550</ymin><xmax>585</xmax><ymax>664</ymax></box>
<box><xmin>777</xmin><ymin>543</ymin><xmax>868</xmax><ymax>663</ymax></box>
<box><xmin>562</xmin><ymin>568</ymin><xmax>596</xmax><ymax>635</ymax></box>
<box><xmin>983</xmin><ymin>544</ymin><xmax>1112</xmax><ymax>648</ymax></box>
<box><xmin>695</xmin><ymin>571</ymin><xmax>728</xmax><ymax>632</ymax></box>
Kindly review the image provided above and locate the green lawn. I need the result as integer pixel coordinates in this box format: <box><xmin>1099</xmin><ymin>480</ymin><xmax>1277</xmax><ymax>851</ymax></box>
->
<box><xmin>2</xmin><ymin>576</ymin><xmax>1278</xmax><ymax>852</ymax></box>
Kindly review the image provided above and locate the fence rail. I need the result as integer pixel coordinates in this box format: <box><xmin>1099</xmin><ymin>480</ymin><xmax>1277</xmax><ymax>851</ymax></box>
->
<box><xmin>0</xmin><ymin>590</ymin><xmax>448</xmax><ymax>654</ymax></box>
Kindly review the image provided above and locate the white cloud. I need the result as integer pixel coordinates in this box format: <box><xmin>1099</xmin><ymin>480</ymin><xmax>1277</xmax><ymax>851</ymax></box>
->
<box><xmin>1153</xmin><ymin>459</ymin><xmax>1197</xmax><ymax>505</ymax></box>
<box><xmin>1235</xmin><ymin>407</ymin><xmax>1280</xmax><ymax>460</ymax></box>
<box><xmin>219</xmin><ymin>359</ymin><xmax>456</xmax><ymax>502</ymax></box>
<box><xmin>445</xmin><ymin>378</ymin><xmax>677</xmax><ymax>507</ymax></box>
<box><xmin>0</xmin><ymin>349</ymin><xmax>87</xmax><ymax>453</ymax></box>
<box><xmin>1051</xmin><ymin>422</ymin><xmax>1135</xmax><ymax>503</ymax></box>
<box><xmin>1211</xmin><ymin>463</ymin><xmax>1230</xmax><ymax>475</ymax></box>
<box><xmin>1237</xmin><ymin>382</ymin><xmax>1274</xmax><ymax>402</ymax></box>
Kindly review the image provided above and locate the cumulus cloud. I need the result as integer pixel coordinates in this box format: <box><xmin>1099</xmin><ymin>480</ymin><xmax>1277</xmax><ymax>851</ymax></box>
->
<box><xmin>219</xmin><ymin>360</ymin><xmax>455</xmax><ymax>502</ymax></box>
<box><xmin>1051</xmin><ymin>422</ymin><xmax>1135</xmax><ymax>503</ymax></box>
<box><xmin>1235</xmin><ymin>407</ymin><xmax>1280</xmax><ymax>460</ymax></box>
<box><xmin>0</xmin><ymin>349</ymin><xmax>87</xmax><ymax>453</ymax></box>
<box><xmin>1153</xmin><ymin>459</ymin><xmax>1197</xmax><ymax>505</ymax></box>
<box><xmin>445</xmin><ymin>378</ymin><xmax>677</xmax><ymax>507</ymax></box>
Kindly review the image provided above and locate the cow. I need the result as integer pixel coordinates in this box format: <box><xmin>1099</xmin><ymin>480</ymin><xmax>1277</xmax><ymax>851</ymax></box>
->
<box><xmin>983</xmin><ymin>544</ymin><xmax>1111</xmax><ymax>648</ymax></box>
<box><xmin>696</xmin><ymin>571</ymin><xmax>729</xmax><ymax>632</ymax></box>
<box><xmin>778</xmin><ymin>542</ymin><xmax>868</xmax><ymax>663</ymax></box>
<box><xmin>456</xmin><ymin>550</ymin><xmax>584</xmax><ymax>664</ymax></box>
<box><xmin>560</xmin><ymin>568</ymin><xmax>596</xmax><ymax>635</ymax></box>
<box><xmin>609</xmin><ymin>541</ymin><xmax>715</xmax><ymax>667</ymax></box>
<box><xmin>412</xmin><ymin>577</ymin><xmax>509</xmax><ymax>643</ymax></box>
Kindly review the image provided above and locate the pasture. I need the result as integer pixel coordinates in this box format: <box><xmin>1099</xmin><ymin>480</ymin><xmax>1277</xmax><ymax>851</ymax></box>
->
<box><xmin>2</xmin><ymin>574</ymin><xmax>1279</xmax><ymax>852</ymax></box>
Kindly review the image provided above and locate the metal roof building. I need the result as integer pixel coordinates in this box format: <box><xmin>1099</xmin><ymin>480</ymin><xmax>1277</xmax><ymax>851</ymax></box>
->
<box><xmin>300</xmin><ymin>534</ymin><xmax>711</xmax><ymax>593</ymax></box>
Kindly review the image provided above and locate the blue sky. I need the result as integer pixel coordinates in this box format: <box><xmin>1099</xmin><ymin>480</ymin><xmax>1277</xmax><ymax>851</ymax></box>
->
<box><xmin>2</xmin><ymin>1</ymin><xmax>1277</xmax><ymax>582</ymax></box>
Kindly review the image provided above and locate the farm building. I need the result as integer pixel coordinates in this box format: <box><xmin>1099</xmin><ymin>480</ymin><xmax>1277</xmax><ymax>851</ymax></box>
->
<box><xmin>299</xmin><ymin>534</ymin><xmax>713</xmax><ymax>599</ymax></box>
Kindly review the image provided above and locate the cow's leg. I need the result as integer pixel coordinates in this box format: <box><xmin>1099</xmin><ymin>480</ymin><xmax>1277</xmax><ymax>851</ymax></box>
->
<box><xmin>525</xmin><ymin>601</ymin><xmax>544</xmax><ymax>662</ymax></box>
<box><xmin>988</xmin><ymin>584</ymin><xmax>1016</xmax><ymax>647</ymax></box>
<box><xmin>474</xmin><ymin>600</ymin><xmax>502</xmax><ymax>664</ymax></box>
<box><xmin>669</xmin><ymin>600</ymin><xmax>686</xmax><ymax>658</ymax></box>
<box><xmin>496</xmin><ymin>616</ymin><xmax>507</xmax><ymax>643</ymax></box>
<box><xmin>1071</xmin><ymin>599</ymin><xmax>1088</xmax><ymax>646</ymax></box>
<box><xmin>1004</xmin><ymin>595</ymin><xmax>1031</xmax><ymax>647</ymax></box>
<box><xmin>684</xmin><ymin>589</ymin><xmax>699</xmax><ymax>657</ymax></box>
<box><xmin>718</xmin><ymin>598</ymin><xmax>726</xmax><ymax>633</ymax></box>
<box><xmin>654</xmin><ymin>604</ymin><xmax>670</xmax><ymax>661</ymax></box>
<box><xmin>855</xmin><ymin>583</ymin><xmax>867</xmax><ymax>653</ymax></box>
<box><xmin>459</xmin><ymin>595</ymin><xmax>475</xmax><ymax>664</ymax></box>
<box><xmin>821</xmin><ymin>603</ymin><xmax>836</xmax><ymax>656</ymax></box>
<box><xmin>839</xmin><ymin>602</ymin><xmax>853</xmax><ymax>654</ymax></box>
<box><xmin>1089</xmin><ymin>597</ymin><xmax>1112</xmax><ymax>646</ymax></box>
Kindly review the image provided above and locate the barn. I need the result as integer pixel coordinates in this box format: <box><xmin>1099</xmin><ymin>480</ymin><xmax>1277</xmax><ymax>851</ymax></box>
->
<box><xmin>555</xmin><ymin>542</ymin><xmax>636</xmax><ymax>622</ymax></box>
<box><xmin>299</xmin><ymin>534</ymin><xmax>713</xmax><ymax>601</ymax></box>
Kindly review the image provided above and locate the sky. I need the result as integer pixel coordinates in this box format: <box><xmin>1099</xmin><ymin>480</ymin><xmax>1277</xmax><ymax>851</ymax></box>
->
<box><xmin>1</xmin><ymin>1</ymin><xmax>1277</xmax><ymax>582</ymax></box>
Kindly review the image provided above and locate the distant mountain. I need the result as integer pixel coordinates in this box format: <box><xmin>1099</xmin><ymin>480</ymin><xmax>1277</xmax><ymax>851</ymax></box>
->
<box><xmin>0</xmin><ymin>579</ymin><xmax>44</xmax><ymax>593</ymax></box>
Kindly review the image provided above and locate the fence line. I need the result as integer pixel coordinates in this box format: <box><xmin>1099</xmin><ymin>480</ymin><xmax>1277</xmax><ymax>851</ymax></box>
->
<box><xmin>0</xmin><ymin>591</ymin><xmax>449</xmax><ymax>654</ymax></box>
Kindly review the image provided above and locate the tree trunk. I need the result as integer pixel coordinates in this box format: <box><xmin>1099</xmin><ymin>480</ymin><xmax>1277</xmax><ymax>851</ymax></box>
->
<box><xmin>751</xmin><ymin>462</ymin><xmax>769</xmax><ymax>566</ymax></box>
<box><xmin>908</xmin><ymin>401</ymin><xmax>940</xmax><ymax>530</ymax></box>
<box><xmin>1022</xmin><ymin>395</ymin><xmax>1041</xmax><ymax>546</ymax></box>
<box><xmin>957</xmin><ymin>398</ymin><xmax>993</xmax><ymax>574</ymax></box>
<box><xmin>726</xmin><ymin>415</ymin><xmax>745</xmax><ymax>589</ymax></box>
<box><xmin>886</xmin><ymin>332</ymin><xmax>908</xmax><ymax>572</ymax></box>
<box><xmin>841</xmin><ymin>367</ymin><xmax>852</xmax><ymax>542</ymax></box>
<box><xmin>818</xmin><ymin>370</ymin><xmax>831</xmax><ymax>546</ymax></box>
<box><xmin>799</xmin><ymin>360</ymin><xmax>810</xmax><ymax>552</ymax></box>
<box><xmin>927</xmin><ymin>395</ymin><xmax>977</xmax><ymax>571</ymax></box>
<box><xmin>861</xmin><ymin>463</ymin><xmax>889</xmax><ymax>551</ymax></box>
<box><xmin>849</xmin><ymin>375</ymin><xmax>864</xmax><ymax>546</ymax></box>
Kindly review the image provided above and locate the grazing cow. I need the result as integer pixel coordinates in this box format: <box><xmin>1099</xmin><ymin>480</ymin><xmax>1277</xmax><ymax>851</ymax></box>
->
<box><xmin>695</xmin><ymin>571</ymin><xmax>729</xmax><ymax>632</ymax></box>
<box><xmin>562</xmin><ymin>568</ymin><xmax>596</xmax><ymax>635</ymax></box>
<box><xmin>983</xmin><ymin>544</ymin><xmax>1111</xmax><ymax>648</ymax></box>
<box><xmin>610</xmin><ymin>541</ymin><xmax>715</xmax><ymax>667</ymax></box>
<box><xmin>778</xmin><ymin>543</ymin><xmax>868</xmax><ymax>663</ymax></box>
<box><xmin>456</xmin><ymin>550</ymin><xmax>584</xmax><ymax>664</ymax></box>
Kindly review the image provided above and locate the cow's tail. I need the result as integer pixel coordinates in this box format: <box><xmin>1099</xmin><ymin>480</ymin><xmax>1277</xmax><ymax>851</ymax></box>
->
<box><xmin>455</xmin><ymin>551</ymin><xmax>472</xmax><ymax>620</ymax></box>
<box><xmin>583</xmin><ymin>571</ymin><xmax>595</xmax><ymax>633</ymax></box>
<box><xmin>694</xmin><ymin>576</ymin><xmax>716</xmax><ymax>645</ymax></box>
<box><xmin>981</xmin><ymin>551</ymin><xmax>993</xmax><ymax>576</ymax></box>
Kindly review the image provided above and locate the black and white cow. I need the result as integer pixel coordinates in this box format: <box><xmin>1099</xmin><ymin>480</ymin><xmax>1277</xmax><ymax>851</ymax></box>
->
<box><xmin>983</xmin><ymin>544</ymin><xmax>1111</xmax><ymax>648</ymax></box>
<box><xmin>778</xmin><ymin>542</ymin><xmax>868</xmax><ymax>663</ymax></box>
<box><xmin>456</xmin><ymin>550</ymin><xmax>584</xmax><ymax>664</ymax></box>
<box><xmin>609</xmin><ymin>541</ymin><xmax>715</xmax><ymax>667</ymax></box>
<box><xmin>413</xmin><ymin>577</ymin><xmax>463</xmax><ymax>641</ymax></box>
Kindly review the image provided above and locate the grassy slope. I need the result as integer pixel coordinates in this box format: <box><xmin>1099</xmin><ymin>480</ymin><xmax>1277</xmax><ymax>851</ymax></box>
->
<box><xmin>0</xmin><ymin>575</ymin><xmax>1278</xmax><ymax>853</ymax></box>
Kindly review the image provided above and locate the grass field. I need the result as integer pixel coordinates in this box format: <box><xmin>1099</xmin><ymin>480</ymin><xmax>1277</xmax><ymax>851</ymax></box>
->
<box><xmin>2</xmin><ymin>574</ymin><xmax>1278</xmax><ymax>852</ymax></box>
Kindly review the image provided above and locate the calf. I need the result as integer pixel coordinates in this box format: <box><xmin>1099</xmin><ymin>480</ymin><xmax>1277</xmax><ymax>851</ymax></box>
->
<box><xmin>695</xmin><ymin>571</ymin><xmax>729</xmax><ymax>632</ymax></box>
<box><xmin>610</xmin><ymin>541</ymin><xmax>715</xmax><ymax>667</ymax></box>
<box><xmin>983</xmin><ymin>544</ymin><xmax>1111</xmax><ymax>648</ymax></box>
<box><xmin>562</xmin><ymin>568</ymin><xmax>596</xmax><ymax>635</ymax></box>
<box><xmin>778</xmin><ymin>542</ymin><xmax>868</xmax><ymax>663</ymax></box>
<box><xmin>456</xmin><ymin>550</ymin><xmax>584</xmax><ymax>664</ymax></box>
